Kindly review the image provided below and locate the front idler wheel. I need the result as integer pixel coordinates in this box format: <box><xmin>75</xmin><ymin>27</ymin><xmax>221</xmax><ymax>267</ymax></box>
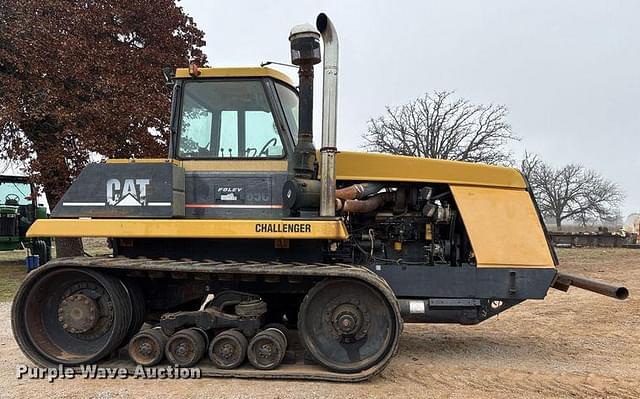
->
<box><xmin>298</xmin><ymin>279</ymin><xmax>396</xmax><ymax>373</ymax></box>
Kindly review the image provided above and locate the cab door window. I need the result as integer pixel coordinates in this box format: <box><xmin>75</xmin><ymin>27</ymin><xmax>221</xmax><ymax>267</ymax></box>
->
<box><xmin>178</xmin><ymin>80</ymin><xmax>285</xmax><ymax>158</ymax></box>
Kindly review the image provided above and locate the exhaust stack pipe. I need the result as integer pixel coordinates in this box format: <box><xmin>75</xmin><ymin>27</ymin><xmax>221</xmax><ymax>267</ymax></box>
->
<box><xmin>288</xmin><ymin>23</ymin><xmax>321</xmax><ymax>179</ymax></box>
<box><xmin>316</xmin><ymin>13</ymin><xmax>339</xmax><ymax>217</ymax></box>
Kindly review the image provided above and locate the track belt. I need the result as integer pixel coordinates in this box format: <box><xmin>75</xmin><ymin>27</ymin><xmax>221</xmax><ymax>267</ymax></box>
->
<box><xmin>34</xmin><ymin>256</ymin><xmax>404</xmax><ymax>382</ymax></box>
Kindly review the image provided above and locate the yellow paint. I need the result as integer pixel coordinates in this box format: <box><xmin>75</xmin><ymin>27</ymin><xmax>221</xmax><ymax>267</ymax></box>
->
<box><xmin>425</xmin><ymin>224</ymin><xmax>432</xmax><ymax>241</ymax></box>
<box><xmin>335</xmin><ymin>152</ymin><xmax>527</xmax><ymax>189</ymax></box>
<box><xmin>106</xmin><ymin>159</ymin><xmax>181</xmax><ymax>165</ymax></box>
<box><xmin>174</xmin><ymin>67</ymin><xmax>295</xmax><ymax>87</ymax></box>
<box><xmin>104</xmin><ymin>152</ymin><xmax>525</xmax><ymax>189</ymax></box>
<box><xmin>27</xmin><ymin>219</ymin><xmax>348</xmax><ymax>240</ymax></box>
<box><xmin>104</xmin><ymin>159</ymin><xmax>288</xmax><ymax>172</ymax></box>
<box><xmin>450</xmin><ymin>185</ymin><xmax>554</xmax><ymax>268</ymax></box>
<box><xmin>182</xmin><ymin>160</ymin><xmax>288</xmax><ymax>172</ymax></box>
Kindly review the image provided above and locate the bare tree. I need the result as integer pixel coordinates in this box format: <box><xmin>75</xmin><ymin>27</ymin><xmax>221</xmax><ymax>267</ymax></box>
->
<box><xmin>521</xmin><ymin>153</ymin><xmax>624</xmax><ymax>229</ymax></box>
<box><xmin>363</xmin><ymin>91</ymin><xmax>519</xmax><ymax>164</ymax></box>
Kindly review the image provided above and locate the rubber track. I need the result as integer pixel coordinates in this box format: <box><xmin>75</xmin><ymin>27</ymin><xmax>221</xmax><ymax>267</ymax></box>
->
<box><xmin>23</xmin><ymin>256</ymin><xmax>404</xmax><ymax>382</ymax></box>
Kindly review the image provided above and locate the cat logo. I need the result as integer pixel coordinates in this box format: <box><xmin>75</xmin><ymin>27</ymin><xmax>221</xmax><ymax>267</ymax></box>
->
<box><xmin>106</xmin><ymin>178</ymin><xmax>150</xmax><ymax>206</ymax></box>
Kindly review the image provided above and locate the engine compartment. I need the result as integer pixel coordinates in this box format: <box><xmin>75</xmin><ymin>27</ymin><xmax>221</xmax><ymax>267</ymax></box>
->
<box><xmin>335</xmin><ymin>183</ymin><xmax>474</xmax><ymax>268</ymax></box>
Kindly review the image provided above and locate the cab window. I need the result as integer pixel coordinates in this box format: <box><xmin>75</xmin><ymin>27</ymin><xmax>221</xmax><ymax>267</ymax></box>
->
<box><xmin>275</xmin><ymin>82</ymin><xmax>299</xmax><ymax>144</ymax></box>
<box><xmin>178</xmin><ymin>80</ymin><xmax>285</xmax><ymax>158</ymax></box>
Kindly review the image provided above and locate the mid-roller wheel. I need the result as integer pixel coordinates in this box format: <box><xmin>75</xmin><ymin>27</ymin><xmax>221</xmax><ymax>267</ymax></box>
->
<box><xmin>298</xmin><ymin>278</ymin><xmax>396</xmax><ymax>373</ymax></box>
<box><xmin>208</xmin><ymin>329</ymin><xmax>248</xmax><ymax>369</ymax></box>
<box><xmin>165</xmin><ymin>328</ymin><xmax>207</xmax><ymax>367</ymax></box>
<box><xmin>247</xmin><ymin>329</ymin><xmax>286</xmax><ymax>370</ymax></box>
<box><xmin>128</xmin><ymin>327</ymin><xmax>167</xmax><ymax>366</ymax></box>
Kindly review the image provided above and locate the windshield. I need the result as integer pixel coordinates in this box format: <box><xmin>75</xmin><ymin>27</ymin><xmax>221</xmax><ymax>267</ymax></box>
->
<box><xmin>275</xmin><ymin>83</ymin><xmax>299</xmax><ymax>144</ymax></box>
<box><xmin>0</xmin><ymin>182</ymin><xmax>31</xmax><ymax>206</ymax></box>
<box><xmin>178</xmin><ymin>80</ymin><xmax>285</xmax><ymax>158</ymax></box>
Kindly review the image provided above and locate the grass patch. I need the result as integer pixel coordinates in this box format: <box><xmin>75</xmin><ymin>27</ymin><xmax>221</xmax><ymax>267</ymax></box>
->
<box><xmin>0</xmin><ymin>239</ymin><xmax>110</xmax><ymax>303</ymax></box>
<box><xmin>0</xmin><ymin>265</ymin><xmax>25</xmax><ymax>301</ymax></box>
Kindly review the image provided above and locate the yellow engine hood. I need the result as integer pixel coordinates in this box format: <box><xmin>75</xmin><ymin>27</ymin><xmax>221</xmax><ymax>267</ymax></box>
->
<box><xmin>335</xmin><ymin>152</ymin><xmax>526</xmax><ymax>189</ymax></box>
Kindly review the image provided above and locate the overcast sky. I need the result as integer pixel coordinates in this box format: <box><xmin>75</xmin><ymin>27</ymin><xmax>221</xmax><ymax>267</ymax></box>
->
<box><xmin>181</xmin><ymin>0</ymin><xmax>640</xmax><ymax>217</ymax></box>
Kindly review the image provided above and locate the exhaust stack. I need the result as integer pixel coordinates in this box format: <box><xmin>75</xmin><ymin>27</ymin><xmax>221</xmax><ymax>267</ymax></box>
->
<box><xmin>288</xmin><ymin>23</ymin><xmax>321</xmax><ymax>179</ymax></box>
<box><xmin>316</xmin><ymin>13</ymin><xmax>339</xmax><ymax>217</ymax></box>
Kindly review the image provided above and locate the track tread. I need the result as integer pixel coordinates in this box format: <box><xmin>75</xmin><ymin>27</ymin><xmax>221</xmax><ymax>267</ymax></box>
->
<box><xmin>24</xmin><ymin>256</ymin><xmax>403</xmax><ymax>382</ymax></box>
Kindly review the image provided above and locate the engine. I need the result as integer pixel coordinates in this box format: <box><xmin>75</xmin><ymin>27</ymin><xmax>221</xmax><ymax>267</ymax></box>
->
<box><xmin>336</xmin><ymin>183</ymin><xmax>474</xmax><ymax>267</ymax></box>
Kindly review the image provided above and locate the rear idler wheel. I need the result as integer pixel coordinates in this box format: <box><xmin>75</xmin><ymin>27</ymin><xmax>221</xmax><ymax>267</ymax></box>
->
<box><xmin>298</xmin><ymin>279</ymin><xmax>396</xmax><ymax>373</ymax></box>
<box><xmin>208</xmin><ymin>329</ymin><xmax>248</xmax><ymax>369</ymax></box>
<box><xmin>128</xmin><ymin>327</ymin><xmax>168</xmax><ymax>366</ymax></box>
<box><xmin>247</xmin><ymin>328</ymin><xmax>287</xmax><ymax>370</ymax></box>
<box><xmin>11</xmin><ymin>267</ymin><xmax>132</xmax><ymax>366</ymax></box>
<box><xmin>164</xmin><ymin>328</ymin><xmax>207</xmax><ymax>367</ymax></box>
<box><xmin>121</xmin><ymin>279</ymin><xmax>146</xmax><ymax>345</ymax></box>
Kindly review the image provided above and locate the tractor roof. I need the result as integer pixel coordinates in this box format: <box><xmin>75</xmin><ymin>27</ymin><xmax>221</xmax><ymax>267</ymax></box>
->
<box><xmin>174</xmin><ymin>67</ymin><xmax>295</xmax><ymax>87</ymax></box>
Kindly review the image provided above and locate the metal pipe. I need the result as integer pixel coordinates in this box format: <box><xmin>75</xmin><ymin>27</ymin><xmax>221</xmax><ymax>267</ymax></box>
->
<box><xmin>552</xmin><ymin>272</ymin><xmax>629</xmax><ymax>300</ymax></box>
<box><xmin>316</xmin><ymin>13</ymin><xmax>339</xmax><ymax>217</ymax></box>
<box><xmin>336</xmin><ymin>192</ymin><xmax>393</xmax><ymax>214</ymax></box>
<box><xmin>336</xmin><ymin>183</ymin><xmax>385</xmax><ymax>201</ymax></box>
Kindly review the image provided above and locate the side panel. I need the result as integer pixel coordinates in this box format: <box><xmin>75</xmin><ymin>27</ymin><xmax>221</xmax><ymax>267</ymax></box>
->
<box><xmin>450</xmin><ymin>185</ymin><xmax>555</xmax><ymax>268</ymax></box>
<box><xmin>184</xmin><ymin>171</ymin><xmax>287</xmax><ymax>219</ymax></box>
<box><xmin>368</xmin><ymin>264</ymin><xmax>556</xmax><ymax>300</ymax></box>
<box><xmin>52</xmin><ymin>163</ymin><xmax>185</xmax><ymax>218</ymax></box>
<box><xmin>27</xmin><ymin>219</ymin><xmax>349</xmax><ymax>240</ymax></box>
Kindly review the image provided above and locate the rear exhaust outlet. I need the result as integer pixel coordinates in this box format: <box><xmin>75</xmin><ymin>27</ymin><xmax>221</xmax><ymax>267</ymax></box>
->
<box><xmin>552</xmin><ymin>272</ymin><xmax>629</xmax><ymax>300</ymax></box>
<box><xmin>316</xmin><ymin>13</ymin><xmax>339</xmax><ymax>217</ymax></box>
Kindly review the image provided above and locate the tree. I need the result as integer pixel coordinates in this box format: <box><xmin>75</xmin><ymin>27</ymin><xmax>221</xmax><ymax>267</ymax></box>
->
<box><xmin>363</xmin><ymin>91</ymin><xmax>519</xmax><ymax>164</ymax></box>
<box><xmin>521</xmin><ymin>153</ymin><xmax>624</xmax><ymax>229</ymax></box>
<box><xmin>0</xmin><ymin>0</ymin><xmax>206</xmax><ymax>208</ymax></box>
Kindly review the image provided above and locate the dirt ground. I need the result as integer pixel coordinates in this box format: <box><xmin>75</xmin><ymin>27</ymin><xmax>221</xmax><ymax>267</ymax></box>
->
<box><xmin>0</xmin><ymin>247</ymin><xmax>638</xmax><ymax>399</ymax></box>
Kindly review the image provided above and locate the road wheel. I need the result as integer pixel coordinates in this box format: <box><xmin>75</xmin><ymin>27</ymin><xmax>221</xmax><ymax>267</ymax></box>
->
<box><xmin>129</xmin><ymin>327</ymin><xmax>167</xmax><ymax>366</ymax></box>
<box><xmin>247</xmin><ymin>329</ymin><xmax>286</xmax><ymax>370</ymax></box>
<box><xmin>165</xmin><ymin>328</ymin><xmax>206</xmax><ymax>367</ymax></box>
<box><xmin>209</xmin><ymin>329</ymin><xmax>248</xmax><ymax>369</ymax></box>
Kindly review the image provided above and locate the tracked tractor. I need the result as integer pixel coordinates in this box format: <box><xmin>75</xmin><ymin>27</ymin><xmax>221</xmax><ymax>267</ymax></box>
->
<box><xmin>0</xmin><ymin>175</ymin><xmax>50</xmax><ymax>264</ymax></box>
<box><xmin>12</xmin><ymin>14</ymin><xmax>628</xmax><ymax>381</ymax></box>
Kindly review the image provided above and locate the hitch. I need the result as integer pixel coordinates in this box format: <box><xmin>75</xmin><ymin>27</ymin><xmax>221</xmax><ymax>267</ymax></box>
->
<box><xmin>552</xmin><ymin>272</ymin><xmax>629</xmax><ymax>300</ymax></box>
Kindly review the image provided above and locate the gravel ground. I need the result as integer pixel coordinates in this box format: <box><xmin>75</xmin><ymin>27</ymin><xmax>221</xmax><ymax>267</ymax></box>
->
<box><xmin>0</xmin><ymin>248</ymin><xmax>638</xmax><ymax>398</ymax></box>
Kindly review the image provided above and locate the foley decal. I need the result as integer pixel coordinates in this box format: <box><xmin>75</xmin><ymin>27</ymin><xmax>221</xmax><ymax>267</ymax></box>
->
<box><xmin>255</xmin><ymin>223</ymin><xmax>312</xmax><ymax>233</ymax></box>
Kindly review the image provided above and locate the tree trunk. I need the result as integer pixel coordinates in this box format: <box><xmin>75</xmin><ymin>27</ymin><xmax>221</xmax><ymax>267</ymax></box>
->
<box><xmin>54</xmin><ymin>237</ymin><xmax>84</xmax><ymax>258</ymax></box>
<box><xmin>555</xmin><ymin>216</ymin><xmax>562</xmax><ymax>231</ymax></box>
<box><xmin>24</xmin><ymin>124</ymin><xmax>85</xmax><ymax>259</ymax></box>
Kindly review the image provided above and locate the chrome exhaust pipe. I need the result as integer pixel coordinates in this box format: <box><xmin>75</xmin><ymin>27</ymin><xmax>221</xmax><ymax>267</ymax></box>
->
<box><xmin>316</xmin><ymin>13</ymin><xmax>339</xmax><ymax>217</ymax></box>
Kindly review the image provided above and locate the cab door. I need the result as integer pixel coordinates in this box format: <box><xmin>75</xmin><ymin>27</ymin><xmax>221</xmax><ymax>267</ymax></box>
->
<box><xmin>174</xmin><ymin>78</ymin><xmax>296</xmax><ymax>219</ymax></box>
